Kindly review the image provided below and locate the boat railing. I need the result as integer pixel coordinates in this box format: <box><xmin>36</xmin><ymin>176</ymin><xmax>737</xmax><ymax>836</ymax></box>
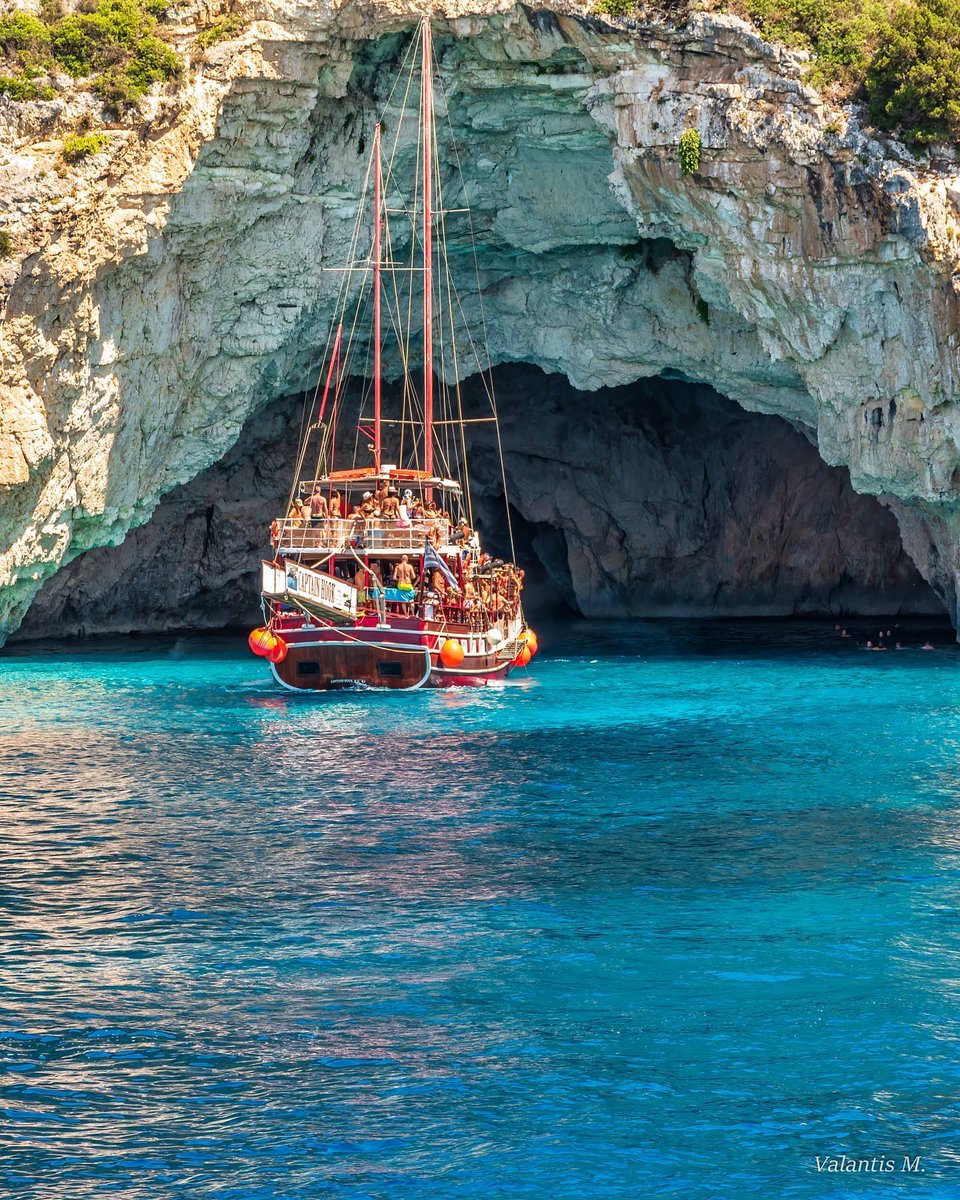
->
<box><xmin>274</xmin><ymin>516</ymin><xmax>452</xmax><ymax>555</ymax></box>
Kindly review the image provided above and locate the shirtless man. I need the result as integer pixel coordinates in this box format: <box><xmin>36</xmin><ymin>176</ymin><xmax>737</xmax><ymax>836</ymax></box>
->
<box><xmin>308</xmin><ymin>487</ymin><xmax>328</xmax><ymax>522</ymax></box>
<box><xmin>393</xmin><ymin>554</ymin><xmax>416</xmax><ymax>614</ymax></box>
<box><xmin>393</xmin><ymin>555</ymin><xmax>416</xmax><ymax>589</ymax></box>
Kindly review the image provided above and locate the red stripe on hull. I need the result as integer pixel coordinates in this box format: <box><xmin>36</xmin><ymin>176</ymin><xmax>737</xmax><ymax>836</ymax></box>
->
<box><xmin>266</xmin><ymin>619</ymin><xmax>514</xmax><ymax>691</ymax></box>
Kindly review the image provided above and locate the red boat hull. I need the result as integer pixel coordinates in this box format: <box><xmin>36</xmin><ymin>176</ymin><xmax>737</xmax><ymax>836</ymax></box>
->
<box><xmin>266</xmin><ymin>615</ymin><xmax>515</xmax><ymax>691</ymax></box>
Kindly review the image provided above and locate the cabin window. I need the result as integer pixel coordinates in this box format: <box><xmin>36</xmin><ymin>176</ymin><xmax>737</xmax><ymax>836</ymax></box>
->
<box><xmin>378</xmin><ymin>661</ymin><xmax>403</xmax><ymax>678</ymax></box>
<box><xmin>297</xmin><ymin>661</ymin><xmax>320</xmax><ymax>676</ymax></box>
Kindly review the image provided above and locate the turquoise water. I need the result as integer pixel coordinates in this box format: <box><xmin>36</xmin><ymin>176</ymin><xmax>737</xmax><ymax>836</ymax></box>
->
<box><xmin>3</xmin><ymin>620</ymin><xmax>960</xmax><ymax>1198</ymax></box>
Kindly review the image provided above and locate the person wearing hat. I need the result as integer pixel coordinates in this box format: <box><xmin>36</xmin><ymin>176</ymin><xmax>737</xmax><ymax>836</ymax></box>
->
<box><xmin>397</xmin><ymin>488</ymin><xmax>415</xmax><ymax>528</ymax></box>
<box><xmin>381</xmin><ymin>487</ymin><xmax>400</xmax><ymax>521</ymax></box>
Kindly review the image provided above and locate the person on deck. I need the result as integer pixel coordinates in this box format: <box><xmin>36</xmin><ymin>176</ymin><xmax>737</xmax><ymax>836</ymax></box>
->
<box><xmin>354</xmin><ymin>564</ymin><xmax>368</xmax><ymax>604</ymax></box>
<box><xmin>360</xmin><ymin>490</ymin><xmax>381</xmax><ymax>549</ymax></box>
<box><xmin>329</xmin><ymin>490</ymin><xmax>342</xmax><ymax>520</ymax></box>
<box><xmin>393</xmin><ymin>554</ymin><xmax>416</xmax><ymax>615</ymax></box>
<box><xmin>397</xmin><ymin>489</ymin><xmax>415</xmax><ymax>526</ymax></box>
<box><xmin>349</xmin><ymin>505</ymin><xmax>366</xmax><ymax>548</ymax></box>
<box><xmin>381</xmin><ymin>488</ymin><xmax>400</xmax><ymax>521</ymax></box>
<box><xmin>308</xmin><ymin>488</ymin><xmax>328</xmax><ymax>523</ymax></box>
<box><xmin>393</xmin><ymin>555</ymin><xmax>416</xmax><ymax>588</ymax></box>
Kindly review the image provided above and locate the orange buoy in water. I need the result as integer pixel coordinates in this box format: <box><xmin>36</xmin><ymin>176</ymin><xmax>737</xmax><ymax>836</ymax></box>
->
<box><xmin>513</xmin><ymin>644</ymin><xmax>532</xmax><ymax>667</ymax></box>
<box><xmin>520</xmin><ymin>629</ymin><xmax>538</xmax><ymax>656</ymax></box>
<box><xmin>249</xmin><ymin>627</ymin><xmax>277</xmax><ymax>657</ymax></box>
<box><xmin>266</xmin><ymin>636</ymin><xmax>288</xmax><ymax>664</ymax></box>
<box><xmin>440</xmin><ymin>638</ymin><xmax>465</xmax><ymax>668</ymax></box>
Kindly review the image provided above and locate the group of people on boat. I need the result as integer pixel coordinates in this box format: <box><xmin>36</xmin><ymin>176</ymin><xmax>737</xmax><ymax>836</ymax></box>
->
<box><xmin>334</xmin><ymin>547</ymin><xmax>525</xmax><ymax>627</ymax></box>
<box><xmin>277</xmin><ymin>482</ymin><xmax>471</xmax><ymax>555</ymax></box>
<box><xmin>283</xmin><ymin>482</ymin><xmax>457</xmax><ymax>541</ymax></box>
<box><xmin>272</xmin><ymin>475</ymin><xmax>524</xmax><ymax>627</ymax></box>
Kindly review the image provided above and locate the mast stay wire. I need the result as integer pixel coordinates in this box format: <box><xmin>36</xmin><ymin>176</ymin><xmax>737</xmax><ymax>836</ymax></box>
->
<box><xmin>290</xmin><ymin>141</ymin><xmax>376</xmax><ymax>501</ymax></box>
<box><xmin>434</xmin><ymin>62</ymin><xmax>517</xmax><ymax>563</ymax></box>
<box><xmin>292</xmin><ymin>27</ymin><xmax>421</xmax><ymax>500</ymax></box>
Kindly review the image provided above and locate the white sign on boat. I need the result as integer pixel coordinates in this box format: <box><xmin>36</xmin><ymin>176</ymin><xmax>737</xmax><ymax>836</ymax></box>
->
<box><xmin>286</xmin><ymin>561</ymin><xmax>358</xmax><ymax>619</ymax></box>
<box><xmin>261</xmin><ymin>561</ymin><xmax>287</xmax><ymax>597</ymax></box>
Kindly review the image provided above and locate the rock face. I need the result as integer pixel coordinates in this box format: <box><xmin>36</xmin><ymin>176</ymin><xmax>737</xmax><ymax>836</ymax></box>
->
<box><xmin>4</xmin><ymin>0</ymin><xmax>960</xmax><ymax>638</ymax></box>
<box><xmin>14</xmin><ymin>367</ymin><xmax>940</xmax><ymax>638</ymax></box>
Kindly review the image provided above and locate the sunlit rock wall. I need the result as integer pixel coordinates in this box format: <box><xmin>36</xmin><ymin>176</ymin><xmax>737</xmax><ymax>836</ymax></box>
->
<box><xmin>4</xmin><ymin>0</ymin><xmax>960</xmax><ymax>637</ymax></box>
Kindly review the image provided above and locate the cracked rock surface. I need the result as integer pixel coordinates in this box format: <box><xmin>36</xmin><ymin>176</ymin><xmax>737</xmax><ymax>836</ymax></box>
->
<box><xmin>4</xmin><ymin>0</ymin><xmax>960</xmax><ymax>637</ymax></box>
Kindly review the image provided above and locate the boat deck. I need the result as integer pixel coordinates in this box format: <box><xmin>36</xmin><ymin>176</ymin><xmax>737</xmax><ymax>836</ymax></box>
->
<box><xmin>275</xmin><ymin>517</ymin><xmax>457</xmax><ymax>557</ymax></box>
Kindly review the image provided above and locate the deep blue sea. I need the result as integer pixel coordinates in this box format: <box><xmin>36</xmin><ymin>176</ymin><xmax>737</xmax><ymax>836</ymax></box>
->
<box><xmin>3</xmin><ymin>619</ymin><xmax>960</xmax><ymax>1199</ymax></box>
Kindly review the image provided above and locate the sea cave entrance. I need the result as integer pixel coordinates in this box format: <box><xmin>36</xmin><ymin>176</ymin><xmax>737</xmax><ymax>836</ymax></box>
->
<box><xmin>11</xmin><ymin>365</ymin><xmax>944</xmax><ymax>640</ymax></box>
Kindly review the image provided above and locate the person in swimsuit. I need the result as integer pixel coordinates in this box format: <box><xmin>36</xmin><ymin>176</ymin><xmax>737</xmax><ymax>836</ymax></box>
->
<box><xmin>393</xmin><ymin>554</ymin><xmax>416</xmax><ymax>614</ymax></box>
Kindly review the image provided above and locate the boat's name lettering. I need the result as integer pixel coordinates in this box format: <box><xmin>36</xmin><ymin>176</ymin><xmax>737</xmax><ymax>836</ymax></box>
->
<box><xmin>291</xmin><ymin>566</ymin><xmax>356</xmax><ymax>615</ymax></box>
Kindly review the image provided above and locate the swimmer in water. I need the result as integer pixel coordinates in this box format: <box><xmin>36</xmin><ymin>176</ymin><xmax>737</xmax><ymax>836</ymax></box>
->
<box><xmin>921</xmin><ymin>641</ymin><xmax>934</xmax><ymax>650</ymax></box>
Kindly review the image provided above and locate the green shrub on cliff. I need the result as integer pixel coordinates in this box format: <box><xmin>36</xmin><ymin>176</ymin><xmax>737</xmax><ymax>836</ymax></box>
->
<box><xmin>866</xmin><ymin>0</ymin><xmax>960</xmax><ymax>143</ymax></box>
<box><xmin>736</xmin><ymin>0</ymin><xmax>889</xmax><ymax>91</ymax></box>
<box><xmin>62</xmin><ymin>130</ymin><xmax>109</xmax><ymax>162</ymax></box>
<box><xmin>196</xmin><ymin>13</ymin><xmax>246</xmax><ymax>49</ymax></box>
<box><xmin>721</xmin><ymin>0</ymin><xmax>960</xmax><ymax>144</ymax></box>
<box><xmin>0</xmin><ymin>73</ymin><xmax>55</xmax><ymax>99</ymax></box>
<box><xmin>678</xmin><ymin>128</ymin><xmax>702</xmax><ymax>174</ymax></box>
<box><xmin>593</xmin><ymin>0</ymin><xmax>636</xmax><ymax>17</ymax></box>
<box><xmin>0</xmin><ymin>0</ymin><xmax>179</xmax><ymax>112</ymax></box>
<box><xmin>0</xmin><ymin>11</ymin><xmax>52</xmax><ymax>64</ymax></box>
<box><xmin>51</xmin><ymin>0</ymin><xmax>159</xmax><ymax>75</ymax></box>
<box><xmin>0</xmin><ymin>230</ymin><xmax>13</xmax><ymax>259</ymax></box>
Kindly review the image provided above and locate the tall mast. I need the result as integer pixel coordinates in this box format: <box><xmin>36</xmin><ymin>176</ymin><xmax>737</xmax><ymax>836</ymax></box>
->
<box><xmin>421</xmin><ymin>16</ymin><xmax>434</xmax><ymax>484</ymax></box>
<box><xmin>373</xmin><ymin>122</ymin><xmax>383</xmax><ymax>475</ymax></box>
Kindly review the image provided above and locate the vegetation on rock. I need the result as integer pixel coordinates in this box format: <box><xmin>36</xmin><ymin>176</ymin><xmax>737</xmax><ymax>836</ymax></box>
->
<box><xmin>0</xmin><ymin>0</ymin><xmax>180</xmax><ymax>113</ymax></box>
<box><xmin>0</xmin><ymin>72</ymin><xmax>55</xmax><ymax>99</ymax></box>
<box><xmin>735</xmin><ymin>0</ymin><xmax>960</xmax><ymax>142</ymax></box>
<box><xmin>61</xmin><ymin>130</ymin><xmax>109</xmax><ymax>161</ymax></box>
<box><xmin>196</xmin><ymin>13</ymin><xmax>245</xmax><ymax>50</ymax></box>
<box><xmin>593</xmin><ymin>0</ymin><xmax>635</xmax><ymax>17</ymax></box>
<box><xmin>865</xmin><ymin>0</ymin><xmax>960</xmax><ymax>143</ymax></box>
<box><xmin>0</xmin><ymin>230</ymin><xmax>13</xmax><ymax>259</ymax></box>
<box><xmin>593</xmin><ymin>0</ymin><xmax>960</xmax><ymax>145</ymax></box>
<box><xmin>678</xmin><ymin>128</ymin><xmax>702</xmax><ymax>174</ymax></box>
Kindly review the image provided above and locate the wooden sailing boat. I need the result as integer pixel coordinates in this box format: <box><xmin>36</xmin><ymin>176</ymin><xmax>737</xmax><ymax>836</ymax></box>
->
<box><xmin>248</xmin><ymin>17</ymin><xmax>537</xmax><ymax>690</ymax></box>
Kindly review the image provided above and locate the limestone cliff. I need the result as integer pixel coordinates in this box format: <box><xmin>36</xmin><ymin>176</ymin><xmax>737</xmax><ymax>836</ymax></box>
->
<box><xmin>3</xmin><ymin>0</ymin><xmax>960</xmax><ymax>638</ymax></box>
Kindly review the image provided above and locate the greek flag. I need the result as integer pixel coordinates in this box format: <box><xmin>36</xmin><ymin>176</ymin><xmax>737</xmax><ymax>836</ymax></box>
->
<box><xmin>423</xmin><ymin>539</ymin><xmax>460</xmax><ymax>592</ymax></box>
